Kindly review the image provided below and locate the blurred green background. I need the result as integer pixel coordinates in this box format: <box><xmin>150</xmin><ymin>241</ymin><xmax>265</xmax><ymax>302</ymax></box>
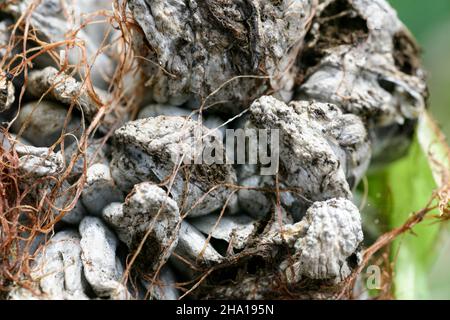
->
<box><xmin>364</xmin><ymin>0</ymin><xmax>450</xmax><ymax>299</ymax></box>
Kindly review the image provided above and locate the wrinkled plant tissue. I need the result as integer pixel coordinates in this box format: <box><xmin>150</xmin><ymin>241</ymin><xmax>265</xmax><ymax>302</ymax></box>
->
<box><xmin>0</xmin><ymin>0</ymin><xmax>427</xmax><ymax>300</ymax></box>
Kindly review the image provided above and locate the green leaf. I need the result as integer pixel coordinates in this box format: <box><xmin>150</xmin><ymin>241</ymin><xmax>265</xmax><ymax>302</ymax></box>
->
<box><xmin>386</xmin><ymin>136</ymin><xmax>440</xmax><ymax>299</ymax></box>
<box><xmin>364</xmin><ymin>111</ymin><xmax>449</xmax><ymax>299</ymax></box>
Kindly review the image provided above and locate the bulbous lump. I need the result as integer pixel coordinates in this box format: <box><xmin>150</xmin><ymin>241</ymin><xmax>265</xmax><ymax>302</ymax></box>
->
<box><xmin>128</xmin><ymin>0</ymin><xmax>315</xmax><ymax>113</ymax></box>
<box><xmin>110</xmin><ymin>116</ymin><xmax>237</xmax><ymax>217</ymax></box>
<box><xmin>247</xmin><ymin>95</ymin><xmax>370</xmax><ymax>216</ymax></box>
<box><xmin>295</xmin><ymin>0</ymin><xmax>428</xmax><ymax>164</ymax></box>
<box><xmin>279</xmin><ymin>198</ymin><xmax>364</xmax><ymax>283</ymax></box>
<box><xmin>102</xmin><ymin>182</ymin><xmax>181</xmax><ymax>273</ymax></box>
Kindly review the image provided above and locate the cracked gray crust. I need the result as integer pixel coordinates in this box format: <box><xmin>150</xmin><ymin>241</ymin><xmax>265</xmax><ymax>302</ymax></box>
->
<box><xmin>9</xmin><ymin>224</ymin><xmax>130</xmax><ymax>300</ymax></box>
<box><xmin>199</xmin><ymin>198</ymin><xmax>363</xmax><ymax>299</ymax></box>
<box><xmin>0</xmin><ymin>74</ymin><xmax>15</xmax><ymax>113</ymax></box>
<box><xmin>13</xmin><ymin>142</ymin><xmax>86</xmax><ymax>224</ymax></box>
<box><xmin>26</xmin><ymin>67</ymin><xmax>128</xmax><ymax>133</ymax></box>
<box><xmin>140</xmin><ymin>265</ymin><xmax>180</xmax><ymax>300</ymax></box>
<box><xmin>110</xmin><ymin>116</ymin><xmax>237</xmax><ymax>217</ymax></box>
<box><xmin>195</xmin><ymin>198</ymin><xmax>363</xmax><ymax>299</ymax></box>
<box><xmin>81</xmin><ymin>163</ymin><xmax>124</xmax><ymax>217</ymax></box>
<box><xmin>103</xmin><ymin>182</ymin><xmax>180</xmax><ymax>273</ymax></box>
<box><xmin>296</xmin><ymin>0</ymin><xmax>427</xmax><ymax>125</ymax></box>
<box><xmin>295</xmin><ymin>0</ymin><xmax>427</xmax><ymax>163</ymax></box>
<box><xmin>237</xmin><ymin>175</ymin><xmax>272</xmax><ymax>219</ymax></box>
<box><xmin>279</xmin><ymin>198</ymin><xmax>363</xmax><ymax>283</ymax></box>
<box><xmin>128</xmin><ymin>0</ymin><xmax>315</xmax><ymax>113</ymax></box>
<box><xmin>248</xmin><ymin>96</ymin><xmax>370</xmax><ymax>214</ymax></box>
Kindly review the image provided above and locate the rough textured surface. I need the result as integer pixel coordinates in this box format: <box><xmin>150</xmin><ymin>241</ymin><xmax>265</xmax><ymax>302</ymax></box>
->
<box><xmin>0</xmin><ymin>133</ymin><xmax>25</xmax><ymax>151</ymax></box>
<box><xmin>248</xmin><ymin>95</ymin><xmax>370</xmax><ymax>215</ymax></box>
<box><xmin>9</xmin><ymin>230</ymin><xmax>88</xmax><ymax>300</ymax></box>
<box><xmin>103</xmin><ymin>182</ymin><xmax>180</xmax><ymax>273</ymax></box>
<box><xmin>12</xmin><ymin>101</ymin><xmax>81</xmax><ymax>147</ymax></box>
<box><xmin>0</xmin><ymin>0</ymin><xmax>430</xmax><ymax>301</ymax></box>
<box><xmin>128</xmin><ymin>0</ymin><xmax>315</xmax><ymax>113</ymax></box>
<box><xmin>0</xmin><ymin>20</ymin><xmax>11</xmax><ymax>60</ymax></box>
<box><xmin>278</xmin><ymin>198</ymin><xmax>363</xmax><ymax>282</ymax></box>
<box><xmin>102</xmin><ymin>202</ymin><xmax>124</xmax><ymax>225</ymax></box>
<box><xmin>27</xmin><ymin>67</ymin><xmax>102</xmax><ymax>118</ymax></box>
<box><xmin>3</xmin><ymin>0</ymin><xmax>114</xmax><ymax>88</ymax></box>
<box><xmin>111</xmin><ymin>116</ymin><xmax>236</xmax><ymax>217</ymax></box>
<box><xmin>296</xmin><ymin>0</ymin><xmax>427</xmax><ymax>162</ymax></box>
<box><xmin>15</xmin><ymin>145</ymin><xmax>64</xmax><ymax>178</ymax></box>
<box><xmin>81</xmin><ymin>163</ymin><xmax>124</xmax><ymax>216</ymax></box>
<box><xmin>79</xmin><ymin>217</ymin><xmax>129</xmax><ymax>299</ymax></box>
<box><xmin>26</xmin><ymin>67</ymin><xmax>127</xmax><ymax>132</ymax></box>
<box><xmin>137</xmin><ymin>103</ymin><xmax>225</xmax><ymax>134</ymax></box>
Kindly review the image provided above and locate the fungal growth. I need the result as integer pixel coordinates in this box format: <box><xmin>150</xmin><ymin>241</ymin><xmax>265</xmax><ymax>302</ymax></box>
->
<box><xmin>279</xmin><ymin>198</ymin><xmax>364</xmax><ymax>283</ymax></box>
<box><xmin>128</xmin><ymin>0</ymin><xmax>315</xmax><ymax>112</ymax></box>
<box><xmin>295</xmin><ymin>0</ymin><xmax>427</xmax><ymax>164</ymax></box>
<box><xmin>8</xmin><ymin>231</ymin><xmax>88</xmax><ymax>300</ymax></box>
<box><xmin>110</xmin><ymin>116</ymin><xmax>237</xmax><ymax>217</ymax></box>
<box><xmin>26</xmin><ymin>67</ymin><xmax>128</xmax><ymax>133</ymax></box>
<box><xmin>79</xmin><ymin>217</ymin><xmax>129</xmax><ymax>299</ymax></box>
<box><xmin>0</xmin><ymin>0</ymin><xmax>430</xmax><ymax>300</ymax></box>
<box><xmin>103</xmin><ymin>182</ymin><xmax>181</xmax><ymax>273</ymax></box>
